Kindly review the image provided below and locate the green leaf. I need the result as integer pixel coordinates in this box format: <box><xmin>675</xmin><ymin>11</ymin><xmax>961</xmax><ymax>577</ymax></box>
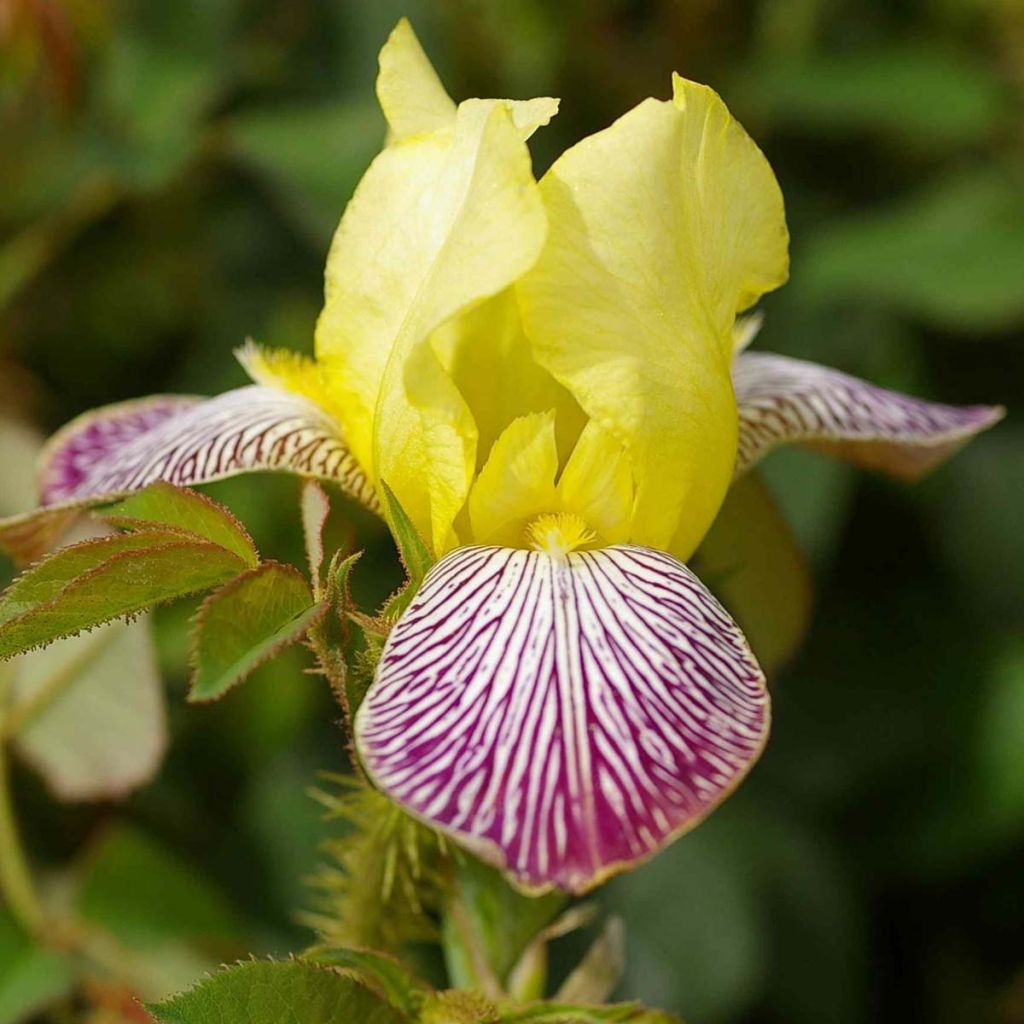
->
<box><xmin>305</xmin><ymin>947</ymin><xmax>424</xmax><ymax>1016</ymax></box>
<box><xmin>188</xmin><ymin>561</ymin><xmax>324</xmax><ymax>703</ymax></box>
<box><xmin>379</xmin><ymin>482</ymin><xmax>433</xmax><ymax>616</ymax></box>
<box><xmin>7</xmin><ymin>616</ymin><xmax>166</xmax><ymax>801</ymax></box>
<box><xmin>149</xmin><ymin>960</ymin><xmax>407</xmax><ymax>1024</ymax></box>
<box><xmin>98</xmin><ymin>482</ymin><xmax>259</xmax><ymax>567</ymax></box>
<box><xmin>0</xmin><ymin>909</ymin><xmax>75</xmax><ymax>1024</ymax></box>
<box><xmin>0</xmin><ymin>531</ymin><xmax>248</xmax><ymax>659</ymax></box>
<box><xmin>443</xmin><ymin>857</ymin><xmax>565</xmax><ymax>992</ymax></box>
<box><xmin>797</xmin><ymin>168</ymin><xmax>1024</xmax><ymax>331</ymax></box>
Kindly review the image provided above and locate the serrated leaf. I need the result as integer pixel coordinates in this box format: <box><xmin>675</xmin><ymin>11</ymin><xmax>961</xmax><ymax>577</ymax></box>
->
<box><xmin>8</xmin><ymin>616</ymin><xmax>166</xmax><ymax>801</ymax></box>
<box><xmin>0</xmin><ymin>532</ymin><xmax>248</xmax><ymax>659</ymax></box>
<box><xmin>148</xmin><ymin>960</ymin><xmax>407</xmax><ymax>1024</ymax></box>
<box><xmin>188</xmin><ymin>562</ymin><xmax>323</xmax><ymax>702</ymax></box>
<box><xmin>304</xmin><ymin>948</ymin><xmax>424</xmax><ymax>1016</ymax></box>
<box><xmin>98</xmin><ymin>483</ymin><xmax>259</xmax><ymax>567</ymax></box>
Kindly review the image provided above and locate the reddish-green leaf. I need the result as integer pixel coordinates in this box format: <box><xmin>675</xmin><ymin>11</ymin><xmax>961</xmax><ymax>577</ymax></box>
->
<box><xmin>0</xmin><ymin>532</ymin><xmax>248</xmax><ymax>659</ymax></box>
<box><xmin>98</xmin><ymin>482</ymin><xmax>259</xmax><ymax>566</ymax></box>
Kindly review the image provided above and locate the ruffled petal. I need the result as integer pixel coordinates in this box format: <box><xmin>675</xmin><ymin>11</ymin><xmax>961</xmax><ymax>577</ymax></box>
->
<box><xmin>733</xmin><ymin>352</ymin><xmax>1004</xmax><ymax>479</ymax></box>
<box><xmin>355</xmin><ymin>543</ymin><xmax>769</xmax><ymax>894</ymax></box>
<box><xmin>519</xmin><ymin>76</ymin><xmax>789</xmax><ymax>558</ymax></box>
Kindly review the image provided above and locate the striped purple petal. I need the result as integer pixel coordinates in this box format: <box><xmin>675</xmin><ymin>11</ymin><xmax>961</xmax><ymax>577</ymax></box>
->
<box><xmin>355</xmin><ymin>544</ymin><xmax>769</xmax><ymax>894</ymax></box>
<box><xmin>734</xmin><ymin>352</ymin><xmax>1003</xmax><ymax>479</ymax></box>
<box><xmin>37</xmin><ymin>386</ymin><xmax>377</xmax><ymax>509</ymax></box>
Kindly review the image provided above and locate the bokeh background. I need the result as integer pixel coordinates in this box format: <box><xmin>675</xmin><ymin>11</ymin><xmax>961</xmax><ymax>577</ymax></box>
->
<box><xmin>1</xmin><ymin>0</ymin><xmax>1023</xmax><ymax>1021</ymax></box>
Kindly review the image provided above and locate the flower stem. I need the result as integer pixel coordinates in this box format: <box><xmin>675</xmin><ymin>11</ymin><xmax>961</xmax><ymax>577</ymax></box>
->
<box><xmin>0</xmin><ymin>738</ymin><xmax>47</xmax><ymax>938</ymax></box>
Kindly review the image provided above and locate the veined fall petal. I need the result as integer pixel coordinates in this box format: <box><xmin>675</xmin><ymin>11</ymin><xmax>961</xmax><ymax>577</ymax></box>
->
<box><xmin>519</xmin><ymin>76</ymin><xmax>789</xmax><ymax>558</ymax></box>
<box><xmin>733</xmin><ymin>351</ymin><xmax>1005</xmax><ymax>480</ymax></box>
<box><xmin>355</xmin><ymin>543</ymin><xmax>769</xmax><ymax>894</ymax></box>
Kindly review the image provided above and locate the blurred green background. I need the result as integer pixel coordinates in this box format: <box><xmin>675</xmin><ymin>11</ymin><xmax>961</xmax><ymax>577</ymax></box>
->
<box><xmin>1</xmin><ymin>0</ymin><xmax>1022</xmax><ymax>1021</ymax></box>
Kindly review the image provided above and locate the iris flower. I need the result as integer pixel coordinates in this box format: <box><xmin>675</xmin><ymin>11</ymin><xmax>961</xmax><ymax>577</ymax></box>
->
<box><xmin>7</xmin><ymin>22</ymin><xmax>1000</xmax><ymax>893</ymax></box>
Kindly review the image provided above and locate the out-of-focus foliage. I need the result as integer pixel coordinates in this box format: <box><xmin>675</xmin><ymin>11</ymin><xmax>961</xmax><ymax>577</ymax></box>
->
<box><xmin>0</xmin><ymin>0</ymin><xmax>1021</xmax><ymax>1022</ymax></box>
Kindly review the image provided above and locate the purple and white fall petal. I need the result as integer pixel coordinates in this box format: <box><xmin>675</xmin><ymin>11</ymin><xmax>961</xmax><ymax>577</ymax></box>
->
<box><xmin>733</xmin><ymin>352</ymin><xmax>1004</xmax><ymax>480</ymax></box>
<box><xmin>38</xmin><ymin>386</ymin><xmax>375</xmax><ymax>507</ymax></box>
<box><xmin>355</xmin><ymin>544</ymin><xmax>769</xmax><ymax>894</ymax></box>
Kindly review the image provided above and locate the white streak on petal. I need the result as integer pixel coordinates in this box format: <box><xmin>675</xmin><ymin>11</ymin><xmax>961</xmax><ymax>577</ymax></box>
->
<box><xmin>356</xmin><ymin>544</ymin><xmax>769</xmax><ymax>894</ymax></box>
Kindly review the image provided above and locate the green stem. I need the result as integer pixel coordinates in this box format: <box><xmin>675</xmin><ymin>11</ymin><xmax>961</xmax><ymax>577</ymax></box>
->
<box><xmin>0</xmin><ymin>737</ymin><xmax>47</xmax><ymax>938</ymax></box>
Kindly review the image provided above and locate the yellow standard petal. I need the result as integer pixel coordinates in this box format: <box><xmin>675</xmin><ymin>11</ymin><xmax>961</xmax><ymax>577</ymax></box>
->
<box><xmin>377</xmin><ymin>18</ymin><xmax>456</xmax><ymax>141</ymax></box>
<box><xmin>378</xmin><ymin>18</ymin><xmax>559</xmax><ymax>143</ymax></box>
<box><xmin>519</xmin><ymin>75</ymin><xmax>789</xmax><ymax>558</ymax></box>
<box><xmin>315</xmin><ymin>99</ymin><xmax>547</xmax><ymax>553</ymax></box>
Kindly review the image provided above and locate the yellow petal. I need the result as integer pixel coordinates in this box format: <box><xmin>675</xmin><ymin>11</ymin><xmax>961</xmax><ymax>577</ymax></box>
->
<box><xmin>506</xmin><ymin>97</ymin><xmax>560</xmax><ymax>140</ymax></box>
<box><xmin>519</xmin><ymin>76</ymin><xmax>789</xmax><ymax>557</ymax></box>
<box><xmin>235</xmin><ymin>341</ymin><xmax>341</xmax><ymax>421</ymax></box>
<box><xmin>431</xmin><ymin>288</ymin><xmax>585</xmax><ymax>469</ymax></box>
<box><xmin>468</xmin><ymin>412</ymin><xmax>559</xmax><ymax>546</ymax></box>
<box><xmin>557</xmin><ymin>420</ymin><xmax>634</xmax><ymax>545</ymax></box>
<box><xmin>377</xmin><ymin>18</ymin><xmax>456</xmax><ymax>141</ymax></box>
<box><xmin>377</xmin><ymin>18</ymin><xmax>558</xmax><ymax>143</ymax></box>
<box><xmin>316</xmin><ymin>100</ymin><xmax>547</xmax><ymax>553</ymax></box>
